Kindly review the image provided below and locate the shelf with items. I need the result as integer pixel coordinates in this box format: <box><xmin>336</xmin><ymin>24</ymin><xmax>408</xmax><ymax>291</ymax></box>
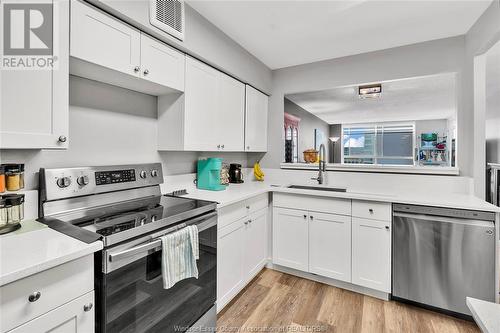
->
<box><xmin>417</xmin><ymin>133</ymin><xmax>449</xmax><ymax>167</ymax></box>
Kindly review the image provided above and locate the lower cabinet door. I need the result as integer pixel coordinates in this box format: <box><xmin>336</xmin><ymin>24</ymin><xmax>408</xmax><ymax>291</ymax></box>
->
<box><xmin>243</xmin><ymin>208</ymin><xmax>268</xmax><ymax>279</ymax></box>
<box><xmin>272</xmin><ymin>207</ymin><xmax>308</xmax><ymax>271</ymax></box>
<box><xmin>352</xmin><ymin>217</ymin><xmax>391</xmax><ymax>292</ymax></box>
<box><xmin>217</xmin><ymin>220</ymin><xmax>245</xmax><ymax>311</ymax></box>
<box><xmin>309</xmin><ymin>212</ymin><xmax>351</xmax><ymax>282</ymax></box>
<box><xmin>9</xmin><ymin>291</ymin><xmax>94</xmax><ymax>333</ymax></box>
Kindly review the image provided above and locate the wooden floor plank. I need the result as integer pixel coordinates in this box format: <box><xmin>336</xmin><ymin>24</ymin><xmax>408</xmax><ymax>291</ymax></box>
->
<box><xmin>217</xmin><ymin>269</ymin><xmax>480</xmax><ymax>333</ymax></box>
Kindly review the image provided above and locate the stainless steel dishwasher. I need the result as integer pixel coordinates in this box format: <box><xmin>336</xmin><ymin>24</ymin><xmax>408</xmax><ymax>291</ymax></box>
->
<box><xmin>392</xmin><ymin>204</ymin><xmax>496</xmax><ymax>316</ymax></box>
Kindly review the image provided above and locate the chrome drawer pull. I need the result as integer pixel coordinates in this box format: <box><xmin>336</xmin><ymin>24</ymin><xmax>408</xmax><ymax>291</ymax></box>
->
<box><xmin>83</xmin><ymin>303</ymin><xmax>93</xmax><ymax>312</ymax></box>
<box><xmin>369</xmin><ymin>209</ymin><xmax>374</xmax><ymax>213</ymax></box>
<box><xmin>28</xmin><ymin>291</ymin><xmax>41</xmax><ymax>302</ymax></box>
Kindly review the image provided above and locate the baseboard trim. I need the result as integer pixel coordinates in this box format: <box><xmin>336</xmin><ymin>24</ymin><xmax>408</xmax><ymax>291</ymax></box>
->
<box><xmin>267</xmin><ymin>262</ymin><xmax>390</xmax><ymax>301</ymax></box>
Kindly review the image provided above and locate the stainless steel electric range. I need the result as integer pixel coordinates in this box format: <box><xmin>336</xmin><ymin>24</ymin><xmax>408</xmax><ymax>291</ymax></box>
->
<box><xmin>38</xmin><ymin>163</ymin><xmax>217</xmax><ymax>333</ymax></box>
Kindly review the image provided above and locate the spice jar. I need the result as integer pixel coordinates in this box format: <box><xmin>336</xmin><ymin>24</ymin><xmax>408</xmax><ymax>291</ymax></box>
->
<box><xmin>4</xmin><ymin>164</ymin><xmax>24</xmax><ymax>191</ymax></box>
<box><xmin>4</xmin><ymin>194</ymin><xmax>24</xmax><ymax>223</ymax></box>
<box><xmin>0</xmin><ymin>198</ymin><xmax>7</xmax><ymax>226</ymax></box>
<box><xmin>0</xmin><ymin>165</ymin><xmax>5</xmax><ymax>193</ymax></box>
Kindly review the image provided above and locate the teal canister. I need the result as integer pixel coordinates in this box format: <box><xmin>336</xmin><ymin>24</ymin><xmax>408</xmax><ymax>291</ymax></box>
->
<box><xmin>197</xmin><ymin>158</ymin><xmax>226</xmax><ymax>191</ymax></box>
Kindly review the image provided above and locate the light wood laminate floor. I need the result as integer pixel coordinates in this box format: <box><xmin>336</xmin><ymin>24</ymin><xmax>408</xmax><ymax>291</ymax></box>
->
<box><xmin>217</xmin><ymin>269</ymin><xmax>479</xmax><ymax>333</ymax></box>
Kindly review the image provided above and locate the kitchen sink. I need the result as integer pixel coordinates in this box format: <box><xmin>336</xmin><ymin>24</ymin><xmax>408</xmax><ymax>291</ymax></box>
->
<box><xmin>287</xmin><ymin>185</ymin><xmax>347</xmax><ymax>192</ymax></box>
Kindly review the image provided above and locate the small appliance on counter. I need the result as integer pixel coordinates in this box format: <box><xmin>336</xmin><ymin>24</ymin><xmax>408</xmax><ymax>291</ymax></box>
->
<box><xmin>229</xmin><ymin>163</ymin><xmax>244</xmax><ymax>183</ymax></box>
<box><xmin>197</xmin><ymin>158</ymin><xmax>226</xmax><ymax>191</ymax></box>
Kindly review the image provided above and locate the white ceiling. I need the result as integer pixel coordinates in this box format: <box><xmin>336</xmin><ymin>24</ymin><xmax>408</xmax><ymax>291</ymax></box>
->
<box><xmin>285</xmin><ymin>73</ymin><xmax>457</xmax><ymax>124</ymax></box>
<box><xmin>188</xmin><ymin>0</ymin><xmax>492</xmax><ymax>69</ymax></box>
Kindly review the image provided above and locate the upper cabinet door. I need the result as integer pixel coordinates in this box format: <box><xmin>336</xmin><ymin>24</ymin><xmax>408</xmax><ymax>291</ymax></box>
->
<box><xmin>140</xmin><ymin>34</ymin><xmax>185</xmax><ymax>92</ymax></box>
<box><xmin>1</xmin><ymin>0</ymin><xmax>69</xmax><ymax>149</ymax></box>
<box><xmin>70</xmin><ymin>0</ymin><xmax>140</xmax><ymax>77</ymax></box>
<box><xmin>184</xmin><ymin>56</ymin><xmax>219</xmax><ymax>151</ymax></box>
<box><xmin>245</xmin><ymin>85</ymin><xmax>268</xmax><ymax>152</ymax></box>
<box><xmin>216</xmin><ymin>73</ymin><xmax>245</xmax><ymax>151</ymax></box>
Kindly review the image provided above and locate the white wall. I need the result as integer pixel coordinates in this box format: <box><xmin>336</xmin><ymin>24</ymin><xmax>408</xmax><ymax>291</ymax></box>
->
<box><xmin>0</xmin><ymin>76</ymin><xmax>250</xmax><ymax>189</ymax></box>
<box><xmin>466</xmin><ymin>0</ymin><xmax>500</xmax><ymax>197</ymax></box>
<box><xmin>284</xmin><ymin>98</ymin><xmax>330</xmax><ymax>162</ymax></box>
<box><xmin>264</xmin><ymin>36</ymin><xmax>467</xmax><ymax>174</ymax></box>
<box><xmin>88</xmin><ymin>0</ymin><xmax>272</xmax><ymax>93</ymax></box>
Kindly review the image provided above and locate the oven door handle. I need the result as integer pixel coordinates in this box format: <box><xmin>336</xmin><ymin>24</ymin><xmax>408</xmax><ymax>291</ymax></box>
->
<box><xmin>108</xmin><ymin>211</ymin><xmax>217</xmax><ymax>263</ymax></box>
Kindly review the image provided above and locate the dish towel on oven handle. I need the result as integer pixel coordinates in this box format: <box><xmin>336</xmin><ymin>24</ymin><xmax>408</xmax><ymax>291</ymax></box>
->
<box><xmin>161</xmin><ymin>225</ymin><xmax>199</xmax><ymax>289</ymax></box>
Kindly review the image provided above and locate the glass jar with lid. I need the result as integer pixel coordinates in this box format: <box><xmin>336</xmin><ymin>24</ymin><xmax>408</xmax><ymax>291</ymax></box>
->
<box><xmin>4</xmin><ymin>164</ymin><xmax>24</xmax><ymax>191</ymax></box>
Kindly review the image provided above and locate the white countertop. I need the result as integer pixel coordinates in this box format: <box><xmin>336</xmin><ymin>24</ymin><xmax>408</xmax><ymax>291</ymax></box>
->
<box><xmin>0</xmin><ymin>220</ymin><xmax>103</xmax><ymax>287</ymax></box>
<box><xmin>467</xmin><ymin>297</ymin><xmax>500</xmax><ymax>333</ymax></box>
<box><xmin>168</xmin><ymin>180</ymin><xmax>500</xmax><ymax>213</ymax></box>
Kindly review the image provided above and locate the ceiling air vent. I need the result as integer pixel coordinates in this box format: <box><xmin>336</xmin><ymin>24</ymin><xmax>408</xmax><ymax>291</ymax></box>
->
<box><xmin>149</xmin><ymin>0</ymin><xmax>185</xmax><ymax>41</ymax></box>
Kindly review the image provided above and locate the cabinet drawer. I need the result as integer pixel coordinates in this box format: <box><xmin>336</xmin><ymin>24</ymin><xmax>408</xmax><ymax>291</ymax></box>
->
<box><xmin>0</xmin><ymin>255</ymin><xmax>94</xmax><ymax>332</ymax></box>
<box><xmin>352</xmin><ymin>200</ymin><xmax>391</xmax><ymax>221</ymax></box>
<box><xmin>273</xmin><ymin>193</ymin><xmax>351</xmax><ymax>216</ymax></box>
<box><xmin>218</xmin><ymin>194</ymin><xmax>268</xmax><ymax>229</ymax></box>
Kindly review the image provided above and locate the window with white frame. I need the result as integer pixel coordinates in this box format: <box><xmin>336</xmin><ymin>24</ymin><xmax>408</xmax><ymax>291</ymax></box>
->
<box><xmin>342</xmin><ymin>123</ymin><xmax>415</xmax><ymax>165</ymax></box>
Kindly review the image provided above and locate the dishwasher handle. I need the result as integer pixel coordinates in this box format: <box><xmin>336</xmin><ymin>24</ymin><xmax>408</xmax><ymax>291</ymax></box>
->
<box><xmin>393</xmin><ymin>212</ymin><xmax>494</xmax><ymax>228</ymax></box>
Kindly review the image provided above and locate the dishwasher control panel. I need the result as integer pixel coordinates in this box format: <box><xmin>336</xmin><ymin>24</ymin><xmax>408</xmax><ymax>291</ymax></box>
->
<box><xmin>393</xmin><ymin>204</ymin><xmax>496</xmax><ymax>222</ymax></box>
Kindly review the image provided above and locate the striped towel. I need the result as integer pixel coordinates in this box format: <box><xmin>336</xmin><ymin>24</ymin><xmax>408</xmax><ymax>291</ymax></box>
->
<box><xmin>161</xmin><ymin>225</ymin><xmax>199</xmax><ymax>289</ymax></box>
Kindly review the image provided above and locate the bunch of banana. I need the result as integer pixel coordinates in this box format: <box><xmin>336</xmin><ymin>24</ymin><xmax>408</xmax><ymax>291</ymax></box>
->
<box><xmin>253</xmin><ymin>162</ymin><xmax>265</xmax><ymax>181</ymax></box>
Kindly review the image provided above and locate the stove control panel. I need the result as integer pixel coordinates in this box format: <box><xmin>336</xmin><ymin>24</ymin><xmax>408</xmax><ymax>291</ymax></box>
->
<box><xmin>96</xmin><ymin>169</ymin><xmax>136</xmax><ymax>185</ymax></box>
<box><xmin>42</xmin><ymin>163</ymin><xmax>163</xmax><ymax>201</ymax></box>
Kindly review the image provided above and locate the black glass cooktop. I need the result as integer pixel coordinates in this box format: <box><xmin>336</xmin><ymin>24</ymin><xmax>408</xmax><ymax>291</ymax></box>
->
<box><xmin>41</xmin><ymin>195</ymin><xmax>217</xmax><ymax>245</ymax></box>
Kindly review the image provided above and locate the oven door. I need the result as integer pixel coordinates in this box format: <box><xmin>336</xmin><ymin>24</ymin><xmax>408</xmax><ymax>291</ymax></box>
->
<box><xmin>96</xmin><ymin>212</ymin><xmax>217</xmax><ymax>333</ymax></box>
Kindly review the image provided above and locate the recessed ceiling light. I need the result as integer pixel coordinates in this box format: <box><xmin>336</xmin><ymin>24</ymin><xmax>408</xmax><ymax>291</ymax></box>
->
<box><xmin>358</xmin><ymin>84</ymin><xmax>382</xmax><ymax>99</ymax></box>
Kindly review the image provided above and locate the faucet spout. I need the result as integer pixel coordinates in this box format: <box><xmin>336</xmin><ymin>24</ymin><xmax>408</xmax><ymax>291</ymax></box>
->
<box><xmin>317</xmin><ymin>144</ymin><xmax>326</xmax><ymax>184</ymax></box>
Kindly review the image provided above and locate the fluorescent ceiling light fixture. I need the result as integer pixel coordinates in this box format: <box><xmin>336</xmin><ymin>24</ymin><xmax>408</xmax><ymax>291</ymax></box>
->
<box><xmin>358</xmin><ymin>84</ymin><xmax>382</xmax><ymax>99</ymax></box>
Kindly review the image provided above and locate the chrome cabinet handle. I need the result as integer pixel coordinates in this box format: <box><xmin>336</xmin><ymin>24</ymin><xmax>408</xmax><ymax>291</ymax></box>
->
<box><xmin>303</xmin><ymin>214</ymin><xmax>307</xmax><ymax>219</ymax></box>
<box><xmin>246</xmin><ymin>206</ymin><xmax>250</xmax><ymax>209</ymax></box>
<box><xmin>134</xmin><ymin>66</ymin><xmax>140</xmax><ymax>73</ymax></box>
<box><xmin>58</xmin><ymin>135</ymin><xmax>67</xmax><ymax>143</ymax></box>
<box><xmin>28</xmin><ymin>291</ymin><xmax>41</xmax><ymax>302</ymax></box>
<box><xmin>217</xmin><ymin>144</ymin><xmax>221</xmax><ymax>149</ymax></box>
<box><xmin>310</xmin><ymin>216</ymin><xmax>314</xmax><ymax>220</ymax></box>
<box><xmin>143</xmin><ymin>69</ymin><xmax>149</xmax><ymax>75</ymax></box>
<box><xmin>221</xmin><ymin>144</ymin><xmax>225</xmax><ymax>149</ymax></box>
<box><xmin>369</xmin><ymin>209</ymin><xmax>374</xmax><ymax>214</ymax></box>
<box><xmin>83</xmin><ymin>303</ymin><xmax>93</xmax><ymax>312</ymax></box>
<box><xmin>244</xmin><ymin>221</ymin><xmax>249</xmax><ymax>225</ymax></box>
<box><xmin>385</xmin><ymin>226</ymin><xmax>390</xmax><ymax>230</ymax></box>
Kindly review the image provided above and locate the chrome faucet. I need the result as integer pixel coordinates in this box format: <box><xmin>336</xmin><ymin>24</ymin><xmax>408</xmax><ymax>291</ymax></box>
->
<box><xmin>312</xmin><ymin>144</ymin><xmax>326</xmax><ymax>184</ymax></box>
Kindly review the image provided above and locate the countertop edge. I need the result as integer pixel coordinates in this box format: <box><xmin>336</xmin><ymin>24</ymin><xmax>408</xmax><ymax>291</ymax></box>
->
<box><xmin>0</xmin><ymin>240</ymin><xmax>103</xmax><ymax>287</ymax></box>
<box><xmin>467</xmin><ymin>297</ymin><xmax>500</xmax><ymax>333</ymax></box>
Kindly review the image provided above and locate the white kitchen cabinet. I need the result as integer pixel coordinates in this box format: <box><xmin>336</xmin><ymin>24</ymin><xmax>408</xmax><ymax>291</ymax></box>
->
<box><xmin>217</xmin><ymin>220</ymin><xmax>245</xmax><ymax>312</ymax></box>
<box><xmin>8</xmin><ymin>291</ymin><xmax>94</xmax><ymax>333</ymax></box>
<box><xmin>0</xmin><ymin>0</ymin><xmax>69</xmax><ymax>149</ymax></box>
<box><xmin>159</xmin><ymin>56</ymin><xmax>245</xmax><ymax>151</ymax></box>
<box><xmin>352</xmin><ymin>217</ymin><xmax>392</xmax><ymax>292</ymax></box>
<box><xmin>70</xmin><ymin>0</ymin><xmax>140</xmax><ymax>77</ymax></box>
<box><xmin>243</xmin><ymin>209</ymin><xmax>268</xmax><ymax>279</ymax></box>
<box><xmin>139</xmin><ymin>34</ymin><xmax>185</xmax><ymax>91</ymax></box>
<box><xmin>217</xmin><ymin>195</ymin><xmax>269</xmax><ymax>312</ymax></box>
<box><xmin>309</xmin><ymin>212</ymin><xmax>351</xmax><ymax>282</ymax></box>
<box><xmin>272</xmin><ymin>207</ymin><xmax>309</xmax><ymax>271</ymax></box>
<box><xmin>245</xmin><ymin>85</ymin><xmax>268</xmax><ymax>152</ymax></box>
<box><xmin>183</xmin><ymin>56</ymin><xmax>219</xmax><ymax>151</ymax></box>
<box><xmin>70</xmin><ymin>0</ymin><xmax>184</xmax><ymax>95</ymax></box>
<box><xmin>216</xmin><ymin>72</ymin><xmax>245</xmax><ymax>151</ymax></box>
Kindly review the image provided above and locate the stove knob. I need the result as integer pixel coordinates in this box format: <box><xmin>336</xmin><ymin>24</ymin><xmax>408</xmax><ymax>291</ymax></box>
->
<box><xmin>56</xmin><ymin>177</ymin><xmax>71</xmax><ymax>188</ymax></box>
<box><xmin>77</xmin><ymin>175</ymin><xmax>89</xmax><ymax>186</ymax></box>
<box><xmin>151</xmin><ymin>169</ymin><xmax>158</xmax><ymax>177</ymax></box>
<box><xmin>140</xmin><ymin>170</ymin><xmax>147</xmax><ymax>179</ymax></box>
